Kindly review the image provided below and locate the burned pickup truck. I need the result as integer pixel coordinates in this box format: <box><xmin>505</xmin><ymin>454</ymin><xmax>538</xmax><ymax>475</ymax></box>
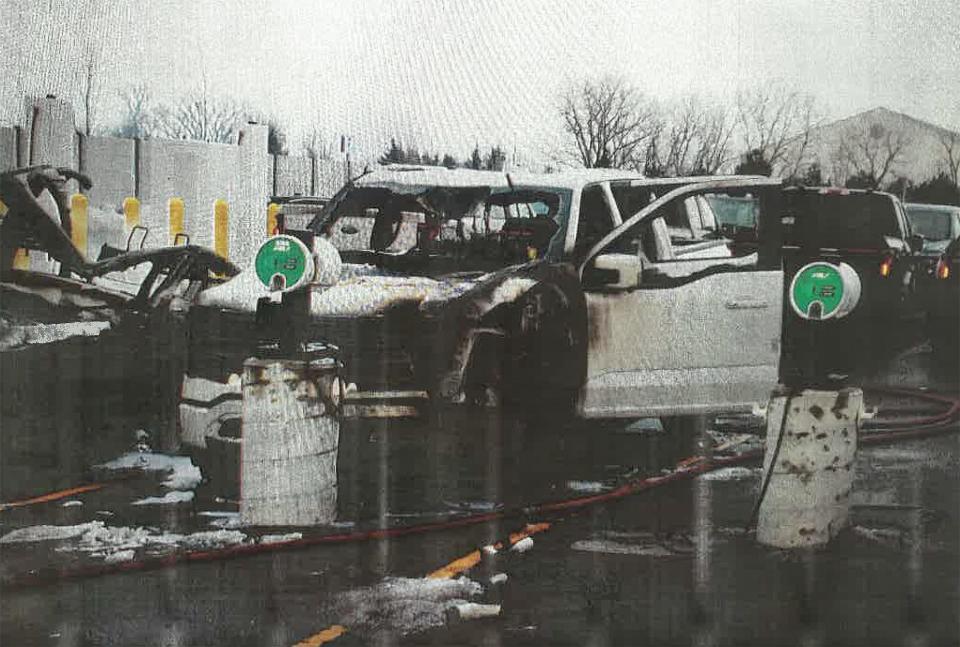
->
<box><xmin>187</xmin><ymin>166</ymin><xmax>783</xmax><ymax>441</ymax></box>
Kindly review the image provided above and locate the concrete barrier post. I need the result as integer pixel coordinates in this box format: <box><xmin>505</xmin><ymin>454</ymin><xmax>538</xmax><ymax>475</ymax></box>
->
<box><xmin>757</xmin><ymin>388</ymin><xmax>863</xmax><ymax>548</ymax></box>
<box><xmin>240</xmin><ymin>352</ymin><xmax>341</xmax><ymax>526</ymax></box>
<box><xmin>70</xmin><ymin>193</ymin><xmax>88</xmax><ymax>259</ymax></box>
<box><xmin>168</xmin><ymin>197</ymin><xmax>184</xmax><ymax>245</ymax></box>
<box><xmin>214</xmin><ymin>199</ymin><xmax>229</xmax><ymax>260</ymax></box>
<box><xmin>267</xmin><ymin>202</ymin><xmax>280</xmax><ymax>236</ymax></box>
<box><xmin>123</xmin><ymin>196</ymin><xmax>140</xmax><ymax>230</ymax></box>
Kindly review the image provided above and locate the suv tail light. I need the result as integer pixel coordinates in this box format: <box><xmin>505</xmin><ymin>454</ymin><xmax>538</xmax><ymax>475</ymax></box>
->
<box><xmin>936</xmin><ymin>257</ymin><xmax>951</xmax><ymax>280</ymax></box>
<box><xmin>879</xmin><ymin>255</ymin><xmax>894</xmax><ymax>278</ymax></box>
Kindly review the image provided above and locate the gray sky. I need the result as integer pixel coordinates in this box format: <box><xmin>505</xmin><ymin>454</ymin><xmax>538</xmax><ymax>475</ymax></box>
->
<box><xmin>2</xmin><ymin>0</ymin><xmax>958</xmax><ymax>166</ymax></box>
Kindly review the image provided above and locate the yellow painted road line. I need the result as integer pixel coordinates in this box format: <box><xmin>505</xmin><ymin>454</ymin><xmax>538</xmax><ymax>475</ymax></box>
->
<box><xmin>293</xmin><ymin>521</ymin><xmax>552</xmax><ymax>646</ymax></box>
<box><xmin>292</xmin><ymin>624</ymin><xmax>347</xmax><ymax>647</ymax></box>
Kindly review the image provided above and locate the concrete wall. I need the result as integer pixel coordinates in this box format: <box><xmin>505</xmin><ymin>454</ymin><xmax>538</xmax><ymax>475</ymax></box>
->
<box><xmin>316</xmin><ymin>158</ymin><xmax>348</xmax><ymax>197</ymax></box>
<box><xmin>80</xmin><ymin>136</ymin><xmax>135</xmax><ymax>209</ymax></box>
<box><xmin>0</xmin><ymin>126</ymin><xmax>18</xmax><ymax>172</ymax></box>
<box><xmin>11</xmin><ymin>96</ymin><xmax>347</xmax><ymax>267</ymax></box>
<box><xmin>275</xmin><ymin>155</ymin><xmax>313</xmax><ymax>197</ymax></box>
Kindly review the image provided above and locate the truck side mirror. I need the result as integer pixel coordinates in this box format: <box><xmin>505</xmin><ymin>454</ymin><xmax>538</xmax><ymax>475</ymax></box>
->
<box><xmin>583</xmin><ymin>253</ymin><xmax>641</xmax><ymax>290</ymax></box>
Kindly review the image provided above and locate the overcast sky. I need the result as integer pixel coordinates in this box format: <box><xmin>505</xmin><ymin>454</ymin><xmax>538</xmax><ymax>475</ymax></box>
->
<box><xmin>2</xmin><ymin>0</ymin><xmax>958</xmax><ymax>166</ymax></box>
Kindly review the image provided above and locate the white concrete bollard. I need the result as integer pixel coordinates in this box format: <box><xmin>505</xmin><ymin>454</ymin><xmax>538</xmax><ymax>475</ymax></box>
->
<box><xmin>240</xmin><ymin>354</ymin><xmax>341</xmax><ymax>526</ymax></box>
<box><xmin>757</xmin><ymin>388</ymin><xmax>863</xmax><ymax>548</ymax></box>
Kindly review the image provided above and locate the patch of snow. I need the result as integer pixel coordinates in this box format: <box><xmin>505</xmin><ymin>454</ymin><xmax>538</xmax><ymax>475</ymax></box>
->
<box><xmin>0</xmin><ymin>321</ymin><xmax>111</xmax><ymax>350</ymax></box>
<box><xmin>207</xmin><ymin>513</ymin><xmax>244</xmax><ymax>529</ymax></box>
<box><xmin>103</xmin><ymin>549</ymin><xmax>136</xmax><ymax>564</ymax></box>
<box><xmin>260</xmin><ymin>532</ymin><xmax>302</xmax><ymax>544</ymax></box>
<box><xmin>96</xmin><ymin>452</ymin><xmax>202</xmax><ymax>491</ymax></box>
<box><xmin>61</xmin><ymin>500</ymin><xmax>84</xmax><ymax>508</ymax></box>
<box><xmin>132</xmin><ymin>491</ymin><xmax>195</xmax><ymax>506</ymax></box>
<box><xmin>180</xmin><ymin>530</ymin><xmax>248</xmax><ymax>550</ymax></box>
<box><xmin>566</xmin><ymin>480</ymin><xmax>608</xmax><ymax>493</ymax></box>
<box><xmin>1</xmin><ymin>521</ymin><xmax>103</xmax><ymax>544</ymax></box>
<box><xmin>338</xmin><ymin>576</ymin><xmax>482</xmax><ymax>636</ymax></box>
<box><xmin>699</xmin><ymin>467</ymin><xmax>762</xmax><ymax>482</ymax></box>
<box><xmin>55</xmin><ymin>523</ymin><xmax>248</xmax><ymax>562</ymax></box>
<box><xmin>570</xmin><ymin>539</ymin><xmax>674</xmax><ymax>557</ymax></box>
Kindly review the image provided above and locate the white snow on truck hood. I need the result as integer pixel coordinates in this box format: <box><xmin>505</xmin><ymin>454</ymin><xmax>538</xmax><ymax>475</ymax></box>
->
<box><xmin>200</xmin><ymin>263</ymin><xmax>482</xmax><ymax>316</ymax></box>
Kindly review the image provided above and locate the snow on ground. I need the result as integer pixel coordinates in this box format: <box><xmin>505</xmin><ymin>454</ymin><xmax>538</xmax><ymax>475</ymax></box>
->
<box><xmin>565</xmin><ymin>480</ymin><xmax>609</xmax><ymax>493</ymax></box>
<box><xmin>0</xmin><ymin>520</ymin><xmax>251</xmax><ymax>562</ymax></box>
<box><xmin>132</xmin><ymin>491</ymin><xmax>195</xmax><ymax>506</ymax></box>
<box><xmin>0</xmin><ymin>521</ymin><xmax>102</xmax><ymax>544</ymax></box>
<box><xmin>0</xmin><ymin>321</ymin><xmax>111</xmax><ymax>350</ymax></box>
<box><xmin>96</xmin><ymin>452</ymin><xmax>202</xmax><ymax>491</ymax></box>
<box><xmin>337</xmin><ymin>576</ymin><xmax>483</xmax><ymax>637</ymax></box>
<box><xmin>699</xmin><ymin>466</ymin><xmax>762</xmax><ymax>482</ymax></box>
<box><xmin>260</xmin><ymin>533</ymin><xmax>303</xmax><ymax>544</ymax></box>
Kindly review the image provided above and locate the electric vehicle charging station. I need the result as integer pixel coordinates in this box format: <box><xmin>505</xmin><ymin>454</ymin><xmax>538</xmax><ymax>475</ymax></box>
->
<box><xmin>756</xmin><ymin>261</ymin><xmax>866</xmax><ymax>548</ymax></box>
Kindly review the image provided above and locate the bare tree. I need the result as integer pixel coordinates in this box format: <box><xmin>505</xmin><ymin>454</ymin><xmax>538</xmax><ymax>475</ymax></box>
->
<box><xmin>778</xmin><ymin>98</ymin><xmax>821</xmax><ymax>180</ymax></box>
<box><xmin>655</xmin><ymin>97</ymin><xmax>734</xmax><ymax>175</ymax></box>
<box><xmin>736</xmin><ymin>85</ymin><xmax>819</xmax><ymax>172</ymax></box>
<box><xmin>113</xmin><ymin>84</ymin><xmax>153</xmax><ymax>139</ymax></box>
<box><xmin>940</xmin><ymin>130</ymin><xmax>960</xmax><ymax>189</ymax></box>
<box><xmin>559</xmin><ymin>77</ymin><xmax>659</xmax><ymax>169</ymax></box>
<box><xmin>834</xmin><ymin>122</ymin><xmax>910</xmax><ymax>189</ymax></box>
<box><xmin>77</xmin><ymin>47</ymin><xmax>100</xmax><ymax>135</ymax></box>
<box><xmin>151</xmin><ymin>80</ymin><xmax>244</xmax><ymax>144</ymax></box>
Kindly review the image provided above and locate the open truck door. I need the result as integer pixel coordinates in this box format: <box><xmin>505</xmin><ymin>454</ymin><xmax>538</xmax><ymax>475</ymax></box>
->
<box><xmin>575</xmin><ymin>178</ymin><xmax>784</xmax><ymax>418</ymax></box>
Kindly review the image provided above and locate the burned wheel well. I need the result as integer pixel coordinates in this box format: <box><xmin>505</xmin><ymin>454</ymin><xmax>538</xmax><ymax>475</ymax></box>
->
<box><xmin>459</xmin><ymin>266</ymin><xmax>588</xmax><ymax>405</ymax></box>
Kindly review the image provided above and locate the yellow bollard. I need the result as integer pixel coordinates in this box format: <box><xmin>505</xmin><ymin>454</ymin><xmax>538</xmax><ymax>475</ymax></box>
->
<box><xmin>12</xmin><ymin>248</ymin><xmax>30</xmax><ymax>270</ymax></box>
<box><xmin>123</xmin><ymin>197</ymin><xmax>140</xmax><ymax>230</ymax></box>
<box><xmin>70</xmin><ymin>193</ymin><xmax>88</xmax><ymax>259</ymax></box>
<box><xmin>267</xmin><ymin>202</ymin><xmax>280</xmax><ymax>236</ymax></box>
<box><xmin>169</xmin><ymin>197</ymin><xmax>184</xmax><ymax>245</ymax></box>
<box><xmin>214</xmin><ymin>199</ymin><xmax>229</xmax><ymax>260</ymax></box>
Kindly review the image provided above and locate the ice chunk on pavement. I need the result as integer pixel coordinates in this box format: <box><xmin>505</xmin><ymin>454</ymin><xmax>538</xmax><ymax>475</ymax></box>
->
<box><xmin>97</xmin><ymin>452</ymin><xmax>202</xmax><ymax>490</ymax></box>
<box><xmin>566</xmin><ymin>480</ymin><xmax>608</xmax><ymax>493</ymax></box>
<box><xmin>201</xmin><ymin>512</ymin><xmax>243</xmax><ymax>529</ymax></box>
<box><xmin>179</xmin><ymin>530</ymin><xmax>247</xmax><ymax>550</ymax></box>
<box><xmin>338</xmin><ymin>577</ymin><xmax>483</xmax><ymax>636</ymax></box>
<box><xmin>103</xmin><ymin>549</ymin><xmax>135</xmax><ymax>564</ymax></box>
<box><xmin>61</xmin><ymin>500</ymin><xmax>83</xmax><ymax>507</ymax></box>
<box><xmin>571</xmin><ymin>539</ymin><xmax>674</xmax><ymax>557</ymax></box>
<box><xmin>260</xmin><ymin>533</ymin><xmax>302</xmax><ymax>544</ymax></box>
<box><xmin>132</xmin><ymin>491</ymin><xmax>195</xmax><ymax>506</ymax></box>
<box><xmin>699</xmin><ymin>467</ymin><xmax>762</xmax><ymax>482</ymax></box>
<box><xmin>1</xmin><ymin>521</ymin><xmax>103</xmax><ymax>544</ymax></box>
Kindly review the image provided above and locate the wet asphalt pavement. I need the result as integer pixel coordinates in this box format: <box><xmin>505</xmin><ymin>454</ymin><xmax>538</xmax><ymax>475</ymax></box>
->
<box><xmin>1</xmin><ymin>340</ymin><xmax>958</xmax><ymax>646</ymax></box>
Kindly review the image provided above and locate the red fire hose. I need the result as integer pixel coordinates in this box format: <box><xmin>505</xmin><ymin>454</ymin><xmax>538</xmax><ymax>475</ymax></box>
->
<box><xmin>2</xmin><ymin>387</ymin><xmax>957</xmax><ymax>590</ymax></box>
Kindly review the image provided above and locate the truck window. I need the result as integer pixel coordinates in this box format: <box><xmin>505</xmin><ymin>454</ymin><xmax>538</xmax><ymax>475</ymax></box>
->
<box><xmin>784</xmin><ymin>192</ymin><xmax>901</xmax><ymax>249</ymax></box>
<box><xmin>574</xmin><ymin>185</ymin><xmax>615</xmax><ymax>259</ymax></box>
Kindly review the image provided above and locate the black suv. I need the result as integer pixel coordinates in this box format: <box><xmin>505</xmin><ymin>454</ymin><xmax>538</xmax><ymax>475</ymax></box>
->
<box><xmin>781</xmin><ymin>187</ymin><xmax>923</xmax><ymax>320</ymax></box>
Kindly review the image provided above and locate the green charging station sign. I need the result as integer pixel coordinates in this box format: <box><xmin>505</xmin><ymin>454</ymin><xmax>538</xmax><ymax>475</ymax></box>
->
<box><xmin>789</xmin><ymin>261</ymin><xmax>861</xmax><ymax>320</ymax></box>
<box><xmin>255</xmin><ymin>235</ymin><xmax>313</xmax><ymax>292</ymax></box>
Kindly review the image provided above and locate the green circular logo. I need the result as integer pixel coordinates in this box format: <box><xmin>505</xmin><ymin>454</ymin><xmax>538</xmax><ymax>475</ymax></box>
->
<box><xmin>254</xmin><ymin>235</ymin><xmax>313</xmax><ymax>291</ymax></box>
<box><xmin>790</xmin><ymin>262</ymin><xmax>845</xmax><ymax>320</ymax></box>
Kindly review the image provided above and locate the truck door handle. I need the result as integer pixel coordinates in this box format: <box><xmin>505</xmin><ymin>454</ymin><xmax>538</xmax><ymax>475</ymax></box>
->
<box><xmin>725</xmin><ymin>300</ymin><xmax>768</xmax><ymax>310</ymax></box>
